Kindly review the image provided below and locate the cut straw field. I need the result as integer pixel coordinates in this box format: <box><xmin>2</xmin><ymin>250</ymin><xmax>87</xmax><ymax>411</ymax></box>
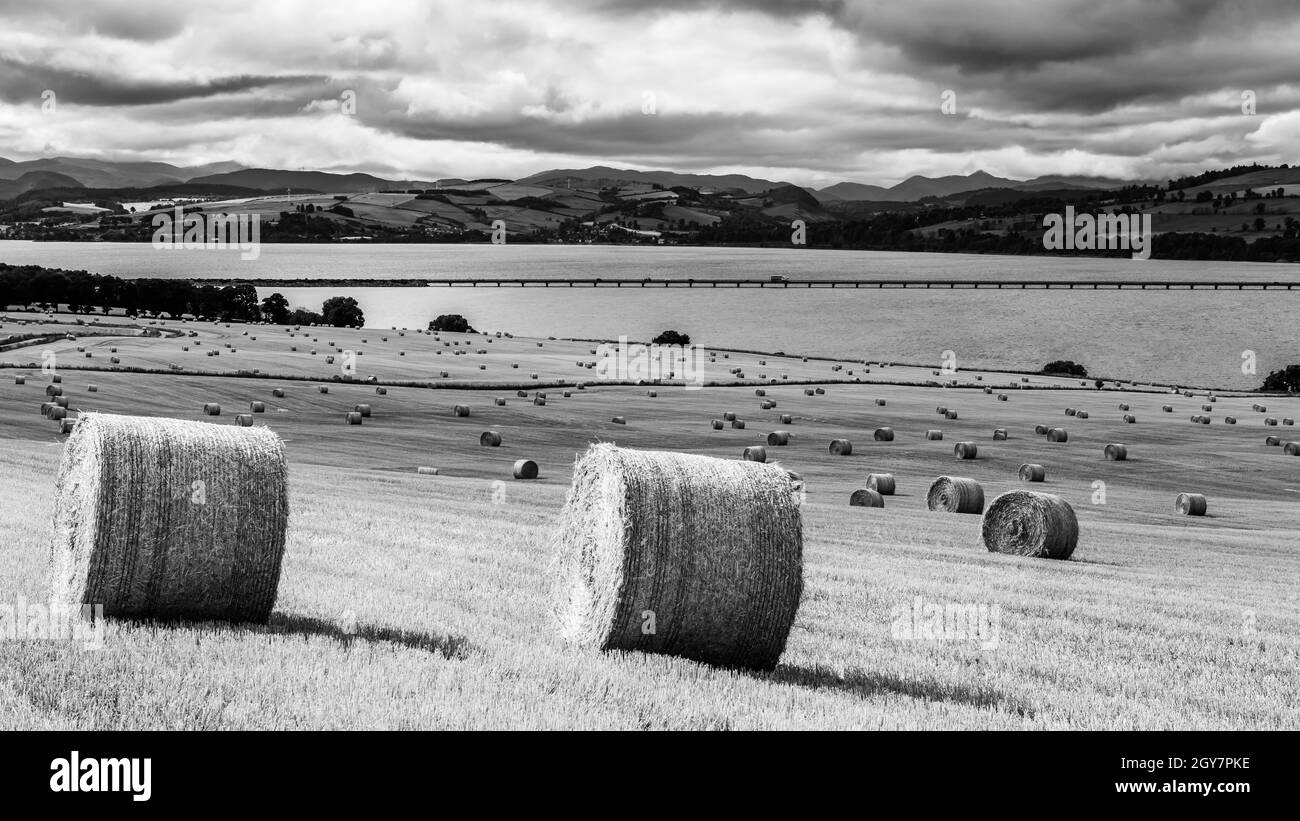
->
<box><xmin>1</xmin><ymin>315</ymin><xmax>1298</xmax><ymax>729</ymax></box>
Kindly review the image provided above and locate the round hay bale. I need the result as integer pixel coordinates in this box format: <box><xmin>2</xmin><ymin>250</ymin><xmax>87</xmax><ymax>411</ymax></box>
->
<box><xmin>46</xmin><ymin>385</ymin><xmax>63</xmax><ymax>397</ymax></box>
<box><xmin>1285</xmin><ymin>442</ymin><xmax>1300</xmax><ymax>456</ymax></box>
<box><xmin>612</xmin><ymin>416</ymin><xmax>627</xmax><ymax>425</ymax></box>
<box><xmin>755</xmin><ymin>389</ymin><xmax>766</xmax><ymax>397</ymax></box>
<box><xmin>954</xmin><ymin>441</ymin><xmax>978</xmax><ymax>460</ymax></box>
<box><xmin>14</xmin><ymin>376</ymin><xmax>25</xmax><ymax>385</ymax></box>
<box><xmin>926</xmin><ymin>476</ymin><xmax>984</xmax><ymax>514</ymax></box>
<box><xmin>272</xmin><ymin>389</ymin><xmax>285</xmax><ymax>398</ymax></box>
<box><xmin>52</xmin><ymin>375</ymin><xmax>62</xmax><ymax>384</ymax></box>
<box><xmin>1202</xmin><ymin>404</ymin><xmax>1213</xmax><ymax>412</ymax></box>
<box><xmin>1047</xmin><ymin>428</ymin><xmax>1068</xmax><ymax>443</ymax></box>
<box><xmin>345</xmin><ymin>412</ymin><xmax>363</xmax><ymax>425</ymax></box>
<box><xmin>711</xmin><ymin>419</ymin><xmax>724</xmax><ymax>430</ymax></box>
<box><xmin>873</xmin><ymin>427</ymin><xmax>894</xmax><ymax>442</ymax></box>
<box><xmin>1198</xmin><ymin>416</ymin><xmax>1210</xmax><ymax>425</ymax></box>
<box><xmin>454</xmin><ymin>405</ymin><xmax>470</xmax><ymax>417</ymax></box>
<box><xmin>495</xmin><ymin>398</ymin><xmax>507</xmax><ymax>406</ymax></box>
<box><xmin>563</xmin><ymin>391</ymin><xmax>572</xmax><ymax>398</ymax></box>
<box><xmin>875</xmin><ymin>398</ymin><xmax>886</xmax><ymax>406</ymax></box>
<box><xmin>981</xmin><ymin>491</ymin><xmax>1078</xmax><ymax>559</ymax></box>
<box><xmin>54</xmin><ymin>396</ymin><xmax>70</xmax><ymax>408</ymax></box>
<box><xmin>730</xmin><ymin>419</ymin><xmax>745</xmax><ymax>429</ymax></box>
<box><xmin>760</xmin><ymin>400</ymin><xmax>774</xmax><ymax>410</ymax></box>
<box><xmin>417</xmin><ymin>466</ymin><xmax>439</xmax><ymax>475</ymax></box>
<box><xmin>1284</xmin><ymin>418</ymin><xmax>1295</xmax><ymax>426</ymax></box>
<box><xmin>849</xmin><ymin>489</ymin><xmax>885</xmax><ymax>508</ymax></box>
<box><xmin>1224</xmin><ymin>416</ymin><xmax>1236</xmax><ymax>424</ymax></box>
<box><xmin>945</xmin><ymin>410</ymin><xmax>959</xmax><ymax>420</ymax></box>
<box><xmin>815</xmin><ymin>388</ymin><xmax>826</xmax><ymax>395</ymax></box>
<box><xmin>87</xmin><ymin>385</ymin><xmax>98</xmax><ymax>393</ymax></box>
<box><xmin>804</xmin><ymin>388</ymin><xmax>815</xmax><ymax>396</ymax></box>
<box><xmin>550</xmin><ymin>444</ymin><xmax>802</xmax><ymax>670</ymax></box>
<box><xmin>1257</xmin><ymin>405</ymin><xmax>1268</xmax><ymax>413</ymax></box>
<box><xmin>59</xmin><ymin>418</ymin><xmax>76</xmax><ymax>435</ymax></box>
<box><xmin>1104</xmin><ymin>443</ymin><xmax>1128</xmax><ymax>461</ymax></box>
<box><xmin>766</xmin><ymin>431</ymin><xmax>790</xmax><ymax>446</ymax></box>
<box><xmin>203</xmin><ymin>403</ymin><xmax>221</xmax><ymax>416</ymax></box>
<box><xmin>1119</xmin><ymin>403</ymin><xmax>1130</xmax><ymax>411</ymax></box>
<box><xmin>866</xmin><ymin>473</ymin><xmax>895</xmax><ymax>495</ymax></box>
<box><xmin>318</xmin><ymin>386</ymin><xmax>329</xmax><ymax>394</ymax></box>
<box><xmin>534</xmin><ymin>396</ymin><xmax>547</xmax><ymax>406</ymax></box>
<box><xmin>780</xmin><ymin>413</ymin><xmax>793</xmax><ymax>424</ymax></box>
<box><xmin>743</xmin><ymin>445</ymin><xmax>768</xmax><ymax>462</ymax></box>
<box><xmin>51</xmin><ymin>413</ymin><xmax>288</xmax><ymax>621</ymax></box>
<box><xmin>353</xmin><ymin>404</ymin><xmax>372</xmax><ymax>417</ymax></box>
<box><xmin>1266</xmin><ymin>435</ymin><xmax>1281</xmax><ymax>446</ymax></box>
<box><xmin>325</xmin><ymin>356</ymin><xmax>335</xmax><ymax>364</ymax></box>
<box><xmin>235</xmin><ymin>414</ymin><xmax>254</xmax><ymax>427</ymax></box>
<box><xmin>513</xmin><ymin>459</ymin><xmax>539</xmax><ymax>479</ymax></box>
<box><xmin>1076</xmin><ymin>410</ymin><xmax>1089</xmax><ymax>419</ymax></box>
<box><xmin>40</xmin><ymin>402</ymin><xmax>54</xmax><ymax>416</ymax></box>
<box><xmin>49</xmin><ymin>406</ymin><xmax>68</xmax><ymax>421</ymax></box>
<box><xmin>1265</xmin><ymin>418</ymin><xmax>1278</xmax><ymax>426</ymax></box>
<box><xmin>480</xmin><ymin>431</ymin><xmax>503</xmax><ymax>447</ymax></box>
<box><xmin>936</xmin><ymin>406</ymin><xmax>948</xmax><ymax>415</ymax></box>
<box><xmin>375</xmin><ymin>387</ymin><xmax>388</xmax><ymax>396</ymax></box>
<box><xmin>722</xmin><ymin>412</ymin><xmax>737</xmax><ymax>421</ymax></box>
<box><xmin>1124</xmin><ymin>414</ymin><xmax>1137</xmax><ymax>423</ymax></box>
<box><xmin>993</xmin><ymin>428</ymin><xmax>1008</xmax><ymax>440</ymax></box>
<box><xmin>517</xmin><ymin>390</ymin><xmax>528</xmax><ymax>398</ymax></box>
<box><xmin>1066</xmin><ymin>408</ymin><xmax>1077</xmax><ymax>416</ymax></box>
<box><xmin>248</xmin><ymin>401</ymin><xmax>265</xmax><ymax>413</ymax></box>
<box><xmin>828</xmin><ymin>438</ymin><xmax>852</xmax><ymax>455</ymax></box>
<box><xmin>1018</xmin><ymin>463</ymin><xmax>1046</xmax><ymax>482</ymax></box>
<box><xmin>1034</xmin><ymin>424</ymin><xmax>1049</xmax><ymax>435</ymax></box>
<box><xmin>925</xmin><ymin>429</ymin><xmax>943</xmax><ymax>440</ymax></box>
<box><xmin>1176</xmin><ymin>492</ymin><xmax>1207</xmax><ymax>516</ymax></box>
<box><xmin>1162</xmin><ymin>405</ymin><xmax>1173</xmax><ymax>412</ymax></box>
<box><xmin>984</xmin><ymin>387</ymin><xmax>993</xmax><ymax>394</ymax></box>
<box><xmin>998</xmin><ymin>394</ymin><xmax>1008</xmax><ymax>401</ymax></box>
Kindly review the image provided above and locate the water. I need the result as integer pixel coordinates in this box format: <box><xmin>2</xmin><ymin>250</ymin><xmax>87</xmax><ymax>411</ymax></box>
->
<box><xmin>4</xmin><ymin>241</ymin><xmax>1299</xmax><ymax>388</ymax></box>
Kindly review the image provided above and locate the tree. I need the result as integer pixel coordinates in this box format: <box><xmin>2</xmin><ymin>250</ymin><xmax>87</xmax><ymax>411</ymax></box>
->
<box><xmin>261</xmin><ymin>292</ymin><xmax>290</xmax><ymax>324</ymax></box>
<box><xmin>1261</xmin><ymin>365</ymin><xmax>1300</xmax><ymax>393</ymax></box>
<box><xmin>322</xmin><ymin>296</ymin><xmax>365</xmax><ymax>327</ymax></box>
<box><xmin>1042</xmin><ymin>360</ymin><xmax>1087</xmax><ymax>378</ymax></box>
<box><xmin>1254</xmin><ymin>217</ymin><xmax>1267</xmax><ymax>232</ymax></box>
<box><xmin>429</xmin><ymin>314</ymin><xmax>477</xmax><ymax>333</ymax></box>
<box><xmin>652</xmin><ymin>329</ymin><xmax>691</xmax><ymax>346</ymax></box>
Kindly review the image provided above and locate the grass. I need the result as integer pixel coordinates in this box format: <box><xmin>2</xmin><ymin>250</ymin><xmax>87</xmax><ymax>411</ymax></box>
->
<box><xmin>1</xmin><ymin>316</ymin><xmax>1298</xmax><ymax>729</ymax></box>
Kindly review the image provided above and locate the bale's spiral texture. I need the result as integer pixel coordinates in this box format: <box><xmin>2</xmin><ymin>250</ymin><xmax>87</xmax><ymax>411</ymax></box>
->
<box><xmin>1047</xmin><ymin>428</ymin><xmax>1068</xmax><ymax>442</ymax></box>
<box><xmin>829</xmin><ymin>438</ymin><xmax>853</xmax><ymax>455</ymax></box>
<box><xmin>873</xmin><ymin>427</ymin><xmax>894</xmax><ymax>441</ymax></box>
<box><xmin>981</xmin><ymin>491</ymin><xmax>1078</xmax><ymax>559</ymax></box>
<box><xmin>550</xmin><ymin>444</ymin><xmax>803</xmax><ymax>670</ymax></box>
<box><xmin>849</xmin><ymin>489</ymin><xmax>885</xmax><ymax>508</ymax></box>
<box><xmin>766</xmin><ymin>431</ymin><xmax>790</xmax><ymax>446</ymax></box>
<box><xmin>1104</xmin><ymin>443</ymin><xmax>1128</xmax><ymax>461</ymax></box>
<box><xmin>954</xmin><ymin>442</ymin><xmax>978</xmax><ymax>460</ymax></box>
<box><xmin>866</xmin><ymin>473</ymin><xmax>895</xmax><ymax>494</ymax></box>
<box><xmin>50</xmin><ymin>413</ymin><xmax>288</xmax><ymax>622</ymax></box>
<box><xmin>993</xmin><ymin>428</ymin><xmax>1008</xmax><ymax>440</ymax></box>
<box><xmin>743</xmin><ymin>446</ymin><xmax>768</xmax><ymax>462</ymax></box>
<box><xmin>926</xmin><ymin>476</ymin><xmax>985</xmax><ymax>514</ymax></box>
<box><xmin>513</xmin><ymin>459</ymin><xmax>539</xmax><ymax>479</ymax></box>
<box><xmin>926</xmin><ymin>429</ymin><xmax>944</xmax><ymax>440</ymax></box>
<box><xmin>1018</xmin><ymin>463</ymin><xmax>1046</xmax><ymax>482</ymax></box>
<box><xmin>1176</xmin><ymin>492</ymin><xmax>1207</xmax><ymax>516</ymax></box>
<box><xmin>480</xmin><ymin>431</ymin><xmax>503</xmax><ymax>447</ymax></box>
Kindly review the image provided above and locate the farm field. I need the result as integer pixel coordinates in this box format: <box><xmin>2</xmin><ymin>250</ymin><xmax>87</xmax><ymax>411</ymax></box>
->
<box><xmin>1</xmin><ymin>316</ymin><xmax>1298</xmax><ymax>730</ymax></box>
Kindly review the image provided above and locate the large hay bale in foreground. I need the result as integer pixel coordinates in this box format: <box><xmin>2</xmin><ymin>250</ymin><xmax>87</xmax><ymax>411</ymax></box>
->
<box><xmin>927</xmin><ymin>476</ymin><xmax>984</xmax><ymax>514</ymax></box>
<box><xmin>1104</xmin><ymin>443</ymin><xmax>1128</xmax><ymax>461</ymax></box>
<box><xmin>550</xmin><ymin>444</ymin><xmax>802</xmax><ymax>670</ymax></box>
<box><xmin>1018</xmin><ymin>463</ymin><xmax>1046</xmax><ymax>482</ymax></box>
<box><xmin>50</xmin><ymin>413</ymin><xmax>288</xmax><ymax>621</ymax></box>
<box><xmin>866</xmin><ymin>473</ymin><xmax>895</xmax><ymax>494</ymax></box>
<box><xmin>849</xmin><ymin>489</ymin><xmax>884</xmax><ymax>508</ymax></box>
<box><xmin>981</xmin><ymin>491</ymin><xmax>1078</xmax><ymax>559</ymax></box>
<box><xmin>1176</xmin><ymin>492</ymin><xmax>1207</xmax><ymax>516</ymax></box>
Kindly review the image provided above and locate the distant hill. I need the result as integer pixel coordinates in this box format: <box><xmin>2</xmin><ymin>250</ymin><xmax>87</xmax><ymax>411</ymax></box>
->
<box><xmin>184</xmin><ymin>168</ymin><xmax>425</xmax><ymax>194</ymax></box>
<box><xmin>521</xmin><ymin>166</ymin><xmax>790</xmax><ymax>195</ymax></box>
<box><xmin>816</xmin><ymin>170</ymin><xmax>1134</xmax><ymax>203</ymax></box>
<box><xmin>814</xmin><ymin>181</ymin><xmax>893</xmax><ymax>202</ymax></box>
<box><xmin>0</xmin><ymin>171</ymin><xmax>84</xmax><ymax>200</ymax></box>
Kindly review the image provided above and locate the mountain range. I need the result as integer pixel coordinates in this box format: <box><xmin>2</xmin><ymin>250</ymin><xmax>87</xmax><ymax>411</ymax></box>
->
<box><xmin>0</xmin><ymin>156</ymin><xmax>1144</xmax><ymax>203</ymax></box>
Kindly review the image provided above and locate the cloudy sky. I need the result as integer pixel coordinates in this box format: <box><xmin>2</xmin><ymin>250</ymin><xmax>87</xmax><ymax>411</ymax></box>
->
<box><xmin>1</xmin><ymin>0</ymin><xmax>1298</xmax><ymax>186</ymax></box>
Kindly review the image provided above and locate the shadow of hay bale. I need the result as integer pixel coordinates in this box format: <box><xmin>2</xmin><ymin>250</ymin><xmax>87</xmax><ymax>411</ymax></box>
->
<box><xmin>762</xmin><ymin>664</ymin><xmax>1037</xmax><ymax>717</ymax></box>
